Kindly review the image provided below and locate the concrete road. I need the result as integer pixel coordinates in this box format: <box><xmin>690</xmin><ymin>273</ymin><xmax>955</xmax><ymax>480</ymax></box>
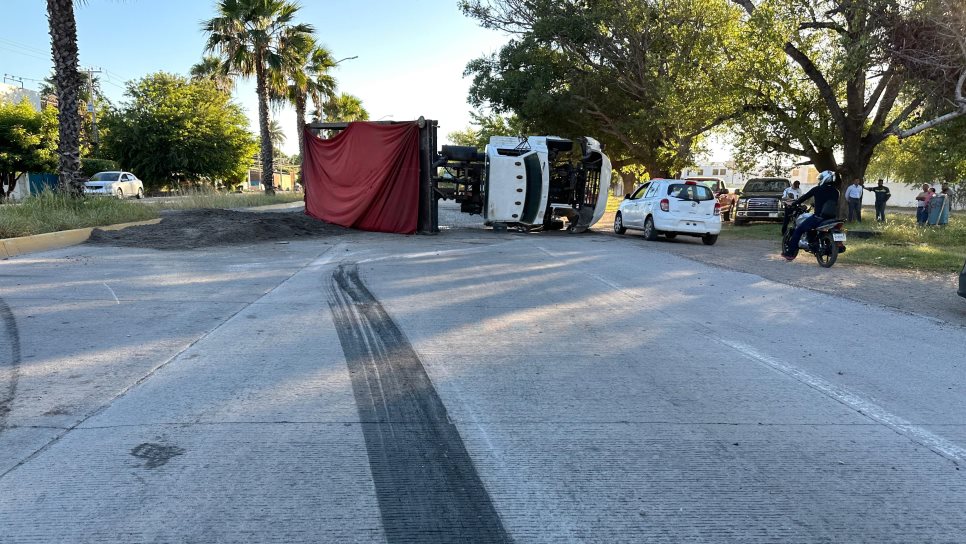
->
<box><xmin>1</xmin><ymin>222</ymin><xmax>965</xmax><ymax>543</ymax></box>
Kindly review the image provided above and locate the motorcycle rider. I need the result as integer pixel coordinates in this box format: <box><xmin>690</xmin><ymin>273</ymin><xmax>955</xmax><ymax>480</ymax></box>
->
<box><xmin>781</xmin><ymin>170</ymin><xmax>841</xmax><ymax>261</ymax></box>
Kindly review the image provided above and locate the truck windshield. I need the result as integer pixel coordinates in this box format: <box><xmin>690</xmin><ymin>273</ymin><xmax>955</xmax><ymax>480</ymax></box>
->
<box><xmin>668</xmin><ymin>184</ymin><xmax>714</xmax><ymax>201</ymax></box>
<box><xmin>743</xmin><ymin>180</ymin><xmax>788</xmax><ymax>193</ymax></box>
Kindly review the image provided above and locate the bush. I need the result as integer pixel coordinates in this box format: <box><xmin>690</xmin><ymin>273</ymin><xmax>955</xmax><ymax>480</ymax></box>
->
<box><xmin>80</xmin><ymin>158</ymin><xmax>120</xmax><ymax>178</ymax></box>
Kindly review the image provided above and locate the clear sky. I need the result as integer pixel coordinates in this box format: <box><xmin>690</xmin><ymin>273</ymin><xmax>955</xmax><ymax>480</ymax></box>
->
<box><xmin>2</xmin><ymin>0</ymin><xmax>510</xmax><ymax>154</ymax></box>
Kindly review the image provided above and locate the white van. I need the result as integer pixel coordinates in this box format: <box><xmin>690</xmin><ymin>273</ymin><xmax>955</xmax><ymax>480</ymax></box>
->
<box><xmin>614</xmin><ymin>179</ymin><xmax>722</xmax><ymax>245</ymax></box>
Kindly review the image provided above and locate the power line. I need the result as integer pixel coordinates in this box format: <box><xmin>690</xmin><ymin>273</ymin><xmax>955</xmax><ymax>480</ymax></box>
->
<box><xmin>0</xmin><ymin>37</ymin><xmax>48</xmax><ymax>55</ymax></box>
<box><xmin>0</xmin><ymin>44</ymin><xmax>49</xmax><ymax>62</ymax></box>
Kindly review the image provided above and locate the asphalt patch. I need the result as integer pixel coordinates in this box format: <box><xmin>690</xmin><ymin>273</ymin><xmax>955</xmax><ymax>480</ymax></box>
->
<box><xmin>131</xmin><ymin>442</ymin><xmax>186</xmax><ymax>469</ymax></box>
<box><xmin>88</xmin><ymin>209</ymin><xmax>346</xmax><ymax>250</ymax></box>
<box><xmin>329</xmin><ymin>264</ymin><xmax>512</xmax><ymax>543</ymax></box>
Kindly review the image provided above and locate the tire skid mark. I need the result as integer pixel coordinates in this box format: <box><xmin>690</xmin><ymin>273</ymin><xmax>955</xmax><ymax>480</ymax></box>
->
<box><xmin>0</xmin><ymin>297</ymin><xmax>22</xmax><ymax>436</ymax></box>
<box><xmin>329</xmin><ymin>264</ymin><xmax>512</xmax><ymax>543</ymax></box>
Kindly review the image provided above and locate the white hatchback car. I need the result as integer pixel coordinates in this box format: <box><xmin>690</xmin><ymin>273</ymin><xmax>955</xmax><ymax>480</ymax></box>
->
<box><xmin>614</xmin><ymin>179</ymin><xmax>722</xmax><ymax>245</ymax></box>
<box><xmin>84</xmin><ymin>171</ymin><xmax>144</xmax><ymax>199</ymax></box>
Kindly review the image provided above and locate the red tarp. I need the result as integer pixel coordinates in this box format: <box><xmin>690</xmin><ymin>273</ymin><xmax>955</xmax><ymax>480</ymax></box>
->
<box><xmin>302</xmin><ymin>122</ymin><xmax>420</xmax><ymax>234</ymax></box>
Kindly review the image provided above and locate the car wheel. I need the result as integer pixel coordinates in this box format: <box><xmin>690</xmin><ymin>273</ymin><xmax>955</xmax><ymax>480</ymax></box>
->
<box><xmin>643</xmin><ymin>216</ymin><xmax>658</xmax><ymax>241</ymax></box>
<box><xmin>116</xmin><ymin>188</ymin><xmax>124</xmax><ymax>199</ymax></box>
<box><xmin>702</xmin><ymin>234</ymin><xmax>718</xmax><ymax>246</ymax></box>
<box><xmin>136</xmin><ymin>187</ymin><xmax>144</xmax><ymax>199</ymax></box>
<box><xmin>733</xmin><ymin>218</ymin><xmax>746</xmax><ymax>226</ymax></box>
<box><xmin>664</xmin><ymin>233</ymin><xmax>677</xmax><ymax>239</ymax></box>
<box><xmin>614</xmin><ymin>212</ymin><xmax>626</xmax><ymax>235</ymax></box>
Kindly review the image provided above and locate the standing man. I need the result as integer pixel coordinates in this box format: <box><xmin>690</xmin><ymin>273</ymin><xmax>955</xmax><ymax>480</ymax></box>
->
<box><xmin>864</xmin><ymin>179</ymin><xmax>891</xmax><ymax>222</ymax></box>
<box><xmin>845</xmin><ymin>178</ymin><xmax>864</xmax><ymax>222</ymax></box>
<box><xmin>782</xmin><ymin>180</ymin><xmax>802</xmax><ymax>202</ymax></box>
<box><xmin>916</xmin><ymin>183</ymin><xmax>931</xmax><ymax>224</ymax></box>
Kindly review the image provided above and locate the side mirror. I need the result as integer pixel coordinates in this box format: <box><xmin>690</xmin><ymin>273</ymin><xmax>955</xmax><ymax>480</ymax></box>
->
<box><xmin>624</xmin><ymin>193</ymin><xmax>631</xmax><ymax>200</ymax></box>
<box><xmin>734</xmin><ymin>189</ymin><xmax>742</xmax><ymax>196</ymax></box>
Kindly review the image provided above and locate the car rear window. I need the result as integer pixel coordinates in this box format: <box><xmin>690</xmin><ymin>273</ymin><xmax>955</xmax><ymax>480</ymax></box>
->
<box><xmin>743</xmin><ymin>180</ymin><xmax>789</xmax><ymax>192</ymax></box>
<box><xmin>668</xmin><ymin>184</ymin><xmax>714</xmax><ymax>201</ymax></box>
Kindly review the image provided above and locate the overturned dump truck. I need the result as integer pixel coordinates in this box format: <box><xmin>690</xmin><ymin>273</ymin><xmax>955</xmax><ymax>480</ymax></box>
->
<box><xmin>433</xmin><ymin>136</ymin><xmax>612</xmax><ymax>232</ymax></box>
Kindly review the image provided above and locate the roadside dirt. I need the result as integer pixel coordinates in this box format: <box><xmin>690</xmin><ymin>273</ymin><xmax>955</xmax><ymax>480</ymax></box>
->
<box><xmin>594</xmin><ymin>212</ymin><xmax>966</xmax><ymax>327</ymax></box>
<box><xmin>88</xmin><ymin>209</ymin><xmax>345</xmax><ymax>250</ymax></box>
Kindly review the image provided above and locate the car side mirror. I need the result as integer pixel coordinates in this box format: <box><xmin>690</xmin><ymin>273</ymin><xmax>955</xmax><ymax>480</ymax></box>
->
<box><xmin>734</xmin><ymin>189</ymin><xmax>742</xmax><ymax>196</ymax></box>
<box><xmin>624</xmin><ymin>193</ymin><xmax>631</xmax><ymax>200</ymax></box>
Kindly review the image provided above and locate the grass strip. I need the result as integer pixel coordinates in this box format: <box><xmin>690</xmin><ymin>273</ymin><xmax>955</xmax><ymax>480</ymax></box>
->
<box><xmin>0</xmin><ymin>191</ymin><xmax>159</xmax><ymax>239</ymax></box>
<box><xmin>719</xmin><ymin>212</ymin><xmax>965</xmax><ymax>273</ymax></box>
<box><xmin>149</xmin><ymin>190</ymin><xmax>304</xmax><ymax>210</ymax></box>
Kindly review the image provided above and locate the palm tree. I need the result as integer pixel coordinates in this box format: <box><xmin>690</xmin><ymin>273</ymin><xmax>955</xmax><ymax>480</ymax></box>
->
<box><xmin>190</xmin><ymin>56</ymin><xmax>235</xmax><ymax>94</ymax></box>
<box><xmin>203</xmin><ymin>0</ymin><xmax>314</xmax><ymax>194</ymax></box>
<box><xmin>273</xmin><ymin>42</ymin><xmax>337</xmax><ymax>182</ymax></box>
<box><xmin>321</xmin><ymin>93</ymin><xmax>369</xmax><ymax>123</ymax></box>
<box><xmin>268</xmin><ymin>119</ymin><xmax>286</xmax><ymax>155</ymax></box>
<box><xmin>46</xmin><ymin>0</ymin><xmax>85</xmax><ymax>195</ymax></box>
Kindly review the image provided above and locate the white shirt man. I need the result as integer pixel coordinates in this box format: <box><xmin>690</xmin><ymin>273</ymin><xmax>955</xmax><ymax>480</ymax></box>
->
<box><xmin>783</xmin><ymin>181</ymin><xmax>802</xmax><ymax>201</ymax></box>
<box><xmin>845</xmin><ymin>180</ymin><xmax>865</xmax><ymax>222</ymax></box>
<box><xmin>845</xmin><ymin>182</ymin><xmax>864</xmax><ymax>200</ymax></box>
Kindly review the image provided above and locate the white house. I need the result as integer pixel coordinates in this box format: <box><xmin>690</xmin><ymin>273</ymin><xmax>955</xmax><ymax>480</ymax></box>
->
<box><xmin>0</xmin><ymin>82</ymin><xmax>42</xmax><ymax>110</ymax></box>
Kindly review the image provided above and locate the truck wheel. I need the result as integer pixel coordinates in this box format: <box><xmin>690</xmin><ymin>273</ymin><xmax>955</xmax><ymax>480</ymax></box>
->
<box><xmin>643</xmin><ymin>217</ymin><xmax>658</xmax><ymax>241</ymax></box>
<box><xmin>734</xmin><ymin>218</ymin><xmax>746</xmax><ymax>226</ymax></box>
<box><xmin>613</xmin><ymin>213</ymin><xmax>626</xmax><ymax>235</ymax></box>
<box><xmin>702</xmin><ymin>234</ymin><xmax>718</xmax><ymax>246</ymax></box>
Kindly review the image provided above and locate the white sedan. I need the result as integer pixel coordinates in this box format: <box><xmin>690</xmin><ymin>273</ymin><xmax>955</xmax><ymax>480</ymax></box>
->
<box><xmin>614</xmin><ymin>179</ymin><xmax>722</xmax><ymax>245</ymax></box>
<box><xmin>84</xmin><ymin>171</ymin><xmax>144</xmax><ymax>199</ymax></box>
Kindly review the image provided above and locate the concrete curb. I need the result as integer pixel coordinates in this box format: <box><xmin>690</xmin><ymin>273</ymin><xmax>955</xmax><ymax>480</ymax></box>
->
<box><xmin>0</xmin><ymin>218</ymin><xmax>162</xmax><ymax>259</ymax></box>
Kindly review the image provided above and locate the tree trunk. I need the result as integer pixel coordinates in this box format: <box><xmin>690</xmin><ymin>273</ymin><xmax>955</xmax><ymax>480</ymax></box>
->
<box><xmin>620</xmin><ymin>170</ymin><xmax>638</xmax><ymax>197</ymax></box>
<box><xmin>255</xmin><ymin>54</ymin><xmax>275</xmax><ymax>195</ymax></box>
<box><xmin>1</xmin><ymin>172</ymin><xmax>18</xmax><ymax>200</ymax></box>
<box><xmin>46</xmin><ymin>0</ymin><xmax>83</xmax><ymax>196</ymax></box>
<box><xmin>295</xmin><ymin>93</ymin><xmax>306</xmax><ymax>186</ymax></box>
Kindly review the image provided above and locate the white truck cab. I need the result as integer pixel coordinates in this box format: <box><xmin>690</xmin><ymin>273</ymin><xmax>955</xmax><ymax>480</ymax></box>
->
<box><xmin>483</xmin><ymin>136</ymin><xmax>611</xmax><ymax>232</ymax></box>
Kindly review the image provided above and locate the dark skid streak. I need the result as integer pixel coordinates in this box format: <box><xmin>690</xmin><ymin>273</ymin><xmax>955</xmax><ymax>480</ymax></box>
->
<box><xmin>0</xmin><ymin>297</ymin><xmax>21</xmax><ymax>435</ymax></box>
<box><xmin>329</xmin><ymin>264</ymin><xmax>512</xmax><ymax>543</ymax></box>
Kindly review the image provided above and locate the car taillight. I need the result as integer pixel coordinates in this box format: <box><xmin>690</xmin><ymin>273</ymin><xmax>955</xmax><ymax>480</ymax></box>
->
<box><xmin>660</xmin><ymin>198</ymin><xmax>669</xmax><ymax>212</ymax></box>
<box><xmin>714</xmin><ymin>203</ymin><xmax>721</xmax><ymax>216</ymax></box>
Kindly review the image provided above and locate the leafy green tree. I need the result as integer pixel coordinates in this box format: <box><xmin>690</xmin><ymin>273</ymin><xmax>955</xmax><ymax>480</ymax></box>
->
<box><xmin>0</xmin><ymin>100</ymin><xmax>58</xmax><ymax>199</ymax></box>
<box><xmin>447</xmin><ymin>111</ymin><xmax>525</xmax><ymax>150</ymax></box>
<box><xmin>203</xmin><ymin>0</ymin><xmax>315</xmax><ymax>194</ymax></box>
<box><xmin>868</xmin><ymin>116</ymin><xmax>966</xmax><ymax>207</ymax></box>
<box><xmin>101</xmin><ymin>73</ymin><xmax>258</xmax><ymax>191</ymax></box>
<box><xmin>462</xmin><ymin>0</ymin><xmax>747</xmax><ymax>189</ymax></box>
<box><xmin>45</xmin><ymin>0</ymin><xmax>85</xmax><ymax>195</ymax></box>
<box><xmin>727</xmin><ymin>0</ymin><xmax>966</xmax><ymax>215</ymax></box>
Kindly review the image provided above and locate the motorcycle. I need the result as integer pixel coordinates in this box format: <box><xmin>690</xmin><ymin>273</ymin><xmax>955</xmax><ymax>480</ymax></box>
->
<box><xmin>781</xmin><ymin>202</ymin><xmax>847</xmax><ymax>268</ymax></box>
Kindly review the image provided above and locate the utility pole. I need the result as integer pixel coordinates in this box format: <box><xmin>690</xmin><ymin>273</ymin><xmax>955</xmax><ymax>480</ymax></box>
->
<box><xmin>2</xmin><ymin>74</ymin><xmax>25</xmax><ymax>89</ymax></box>
<box><xmin>84</xmin><ymin>67</ymin><xmax>102</xmax><ymax>151</ymax></box>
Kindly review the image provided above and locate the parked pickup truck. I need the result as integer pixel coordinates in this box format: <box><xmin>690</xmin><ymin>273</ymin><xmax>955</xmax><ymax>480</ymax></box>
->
<box><xmin>685</xmin><ymin>177</ymin><xmax>737</xmax><ymax>222</ymax></box>
<box><xmin>733</xmin><ymin>177</ymin><xmax>791</xmax><ymax>225</ymax></box>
